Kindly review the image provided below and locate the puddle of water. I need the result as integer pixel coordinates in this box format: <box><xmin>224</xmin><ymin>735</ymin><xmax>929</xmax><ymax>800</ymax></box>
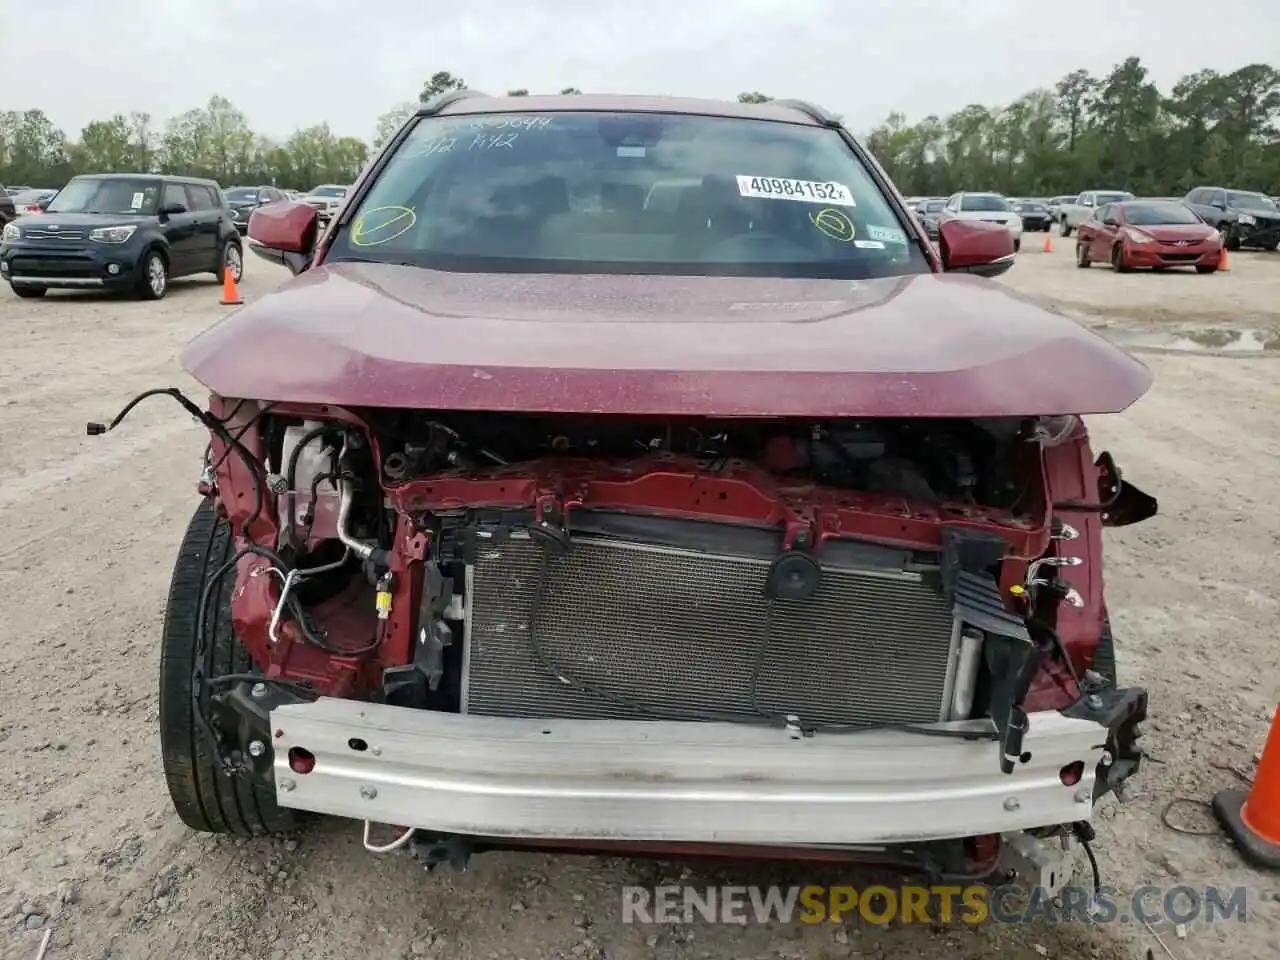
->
<box><xmin>1103</xmin><ymin>327</ymin><xmax>1279</xmax><ymax>354</ymax></box>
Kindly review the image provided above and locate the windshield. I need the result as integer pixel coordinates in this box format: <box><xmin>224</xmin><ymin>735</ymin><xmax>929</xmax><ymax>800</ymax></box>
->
<box><xmin>1123</xmin><ymin>202</ymin><xmax>1201</xmax><ymax>226</ymax></box>
<box><xmin>45</xmin><ymin>177</ymin><xmax>160</xmax><ymax>215</ymax></box>
<box><xmin>922</xmin><ymin>200</ymin><xmax>945</xmax><ymax>213</ymax></box>
<box><xmin>312</xmin><ymin>185</ymin><xmax>347</xmax><ymax>197</ymax></box>
<box><xmin>326</xmin><ymin>112</ymin><xmax>926</xmax><ymax>279</ymax></box>
<box><xmin>225</xmin><ymin>188</ymin><xmax>259</xmax><ymax>203</ymax></box>
<box><xmin>1227</xmin><ymin>191</ymin><xmax>1278</xmax><ymax>212</ymax></box>
<box><xmin>959</xmin><ymin>195</ymin><xmax>1009</xmax><ymax>212</ymax></box>
<box><xmin>1095</xmin><ymin>192</ymin><xmax>1133</xmax><ymax>205</ymax></box>
<box><xmin>1015</xmin><ymin>202</ymin><xmax>1047</xmax><ymax>213</ymax></box>
<box><xmin>12</xmin><ymin>190</ymin><xmax>53</xmax><ymax>204</ymax></box>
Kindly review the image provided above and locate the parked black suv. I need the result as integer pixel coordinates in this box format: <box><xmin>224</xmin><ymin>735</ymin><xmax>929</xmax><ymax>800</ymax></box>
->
<box><xmin>0</xmin><ymin>187</ymin><xmax>16</xmax><ymax>228</ymax></box>
<box><xmin>0</xmin><ymin>173</ymin><xmax>243</xmax><ymax>299</ymax></box>
<box><xmin>224</xmin><ymin>184</ymin><xmax>288</xmax><ymax>234</ymax></box>
<box><xmin>1182</xmin><ymin>186</ymin><xmax>1280</xmax><ymax>251</ymax></box>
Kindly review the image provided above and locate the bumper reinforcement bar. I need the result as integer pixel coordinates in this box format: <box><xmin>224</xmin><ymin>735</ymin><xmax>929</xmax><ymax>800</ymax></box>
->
<box><xmin>271</xmin><ymin>700</ymin><xmax>1108</xmax><ymax>845</ymax></box>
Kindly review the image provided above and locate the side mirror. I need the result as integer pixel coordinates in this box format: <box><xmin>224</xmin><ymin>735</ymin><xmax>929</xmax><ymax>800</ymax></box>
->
<box><xmin>37</xmin><ymin>197</ymin><xmax>53</xmax><ymax>211</ymax></box>
<box><xmin>159</xmin><ymin>201</ymin><xmax>187</xmax><ymax>219</ymax></box>
<box><xmin>1102</xmin><ymin>217</ymin><xmax>1118</xmax><ymax>227</ymax></box>
<box><xmin>938</xmin><ymin>219</ymin><xmax>1016</xmax><ymax>278</ymax></box>
<box><xmin>247</xmin><ymin>200</ymin><xmax>319</xmax><ymax>275</ymax></box>
<box><xmin>1211</xmin><ymin>201</ymin><xmax>1227</xmax><ymax>210</ymax></box>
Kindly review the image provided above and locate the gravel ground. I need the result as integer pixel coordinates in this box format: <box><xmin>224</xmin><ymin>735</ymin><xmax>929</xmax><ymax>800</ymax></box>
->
<box><xmin>1</xmin><ymin>240</ymin><xmax>1278</xmax><ymax>960</ymax></box>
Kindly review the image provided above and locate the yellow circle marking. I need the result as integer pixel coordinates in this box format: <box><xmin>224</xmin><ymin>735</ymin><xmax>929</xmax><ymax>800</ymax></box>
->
<box><xmin>810</xmin><ymin>207</ymin><xmax>855</xmax><ymax>242</ymax></box>
<box><xmin>351</xmin><ymin>205</ymin><xmax>417</xmax><ymax>246</ymax></box>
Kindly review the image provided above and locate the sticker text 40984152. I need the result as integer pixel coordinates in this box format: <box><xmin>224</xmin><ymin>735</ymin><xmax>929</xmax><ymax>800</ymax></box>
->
<box><xmin>737</xmin><ymin>176</ymin><xmax>855</xmax><ymax>206</ymax></box>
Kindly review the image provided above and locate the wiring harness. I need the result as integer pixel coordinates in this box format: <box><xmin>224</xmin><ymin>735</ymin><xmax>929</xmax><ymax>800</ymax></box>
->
<box><xmin>88</xmin><ymin>388</ymin><xmax>382</xmax><ymax>771</ymax></box>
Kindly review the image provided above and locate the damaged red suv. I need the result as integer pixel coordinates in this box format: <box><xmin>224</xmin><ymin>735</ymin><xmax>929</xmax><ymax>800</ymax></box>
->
<box><xmin>96</xmin><ymin>92</ymin><xmax>1157</xmax><ymax>887</ymax></box>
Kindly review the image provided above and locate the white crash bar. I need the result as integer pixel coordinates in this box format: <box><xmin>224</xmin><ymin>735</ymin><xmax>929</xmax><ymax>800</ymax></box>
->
<box><xmin>271</xmin><ymin>699</ymin><xmax>1104</xmax><ymax>845</ymax></box>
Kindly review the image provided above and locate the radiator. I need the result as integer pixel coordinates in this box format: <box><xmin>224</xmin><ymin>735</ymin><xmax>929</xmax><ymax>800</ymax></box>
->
<box><xmin>461</xmin><ymin>530</ymin><xmax>960</xmax><ymax>726</ymax></box>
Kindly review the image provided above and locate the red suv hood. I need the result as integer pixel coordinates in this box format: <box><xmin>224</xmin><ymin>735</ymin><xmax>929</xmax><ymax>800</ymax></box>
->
<box><xmin>181</xmin><ymin>262</ymin><xmax>1152</xmax><ymax>417</ymax></box>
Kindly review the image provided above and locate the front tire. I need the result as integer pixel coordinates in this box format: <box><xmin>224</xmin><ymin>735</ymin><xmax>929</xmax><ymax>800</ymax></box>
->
<box><xmin>136</xmin><ymin>250</ymin><xmax>168</xmax><ymax>300</ymax></box>
<box><xmin>1196</xmin><ymin>264</ymin><xmax>1218</xmax><ymax>274</ymax></box>
<box><xmin>1111</xmin><ymin>244</ymin><xmax>1130</xmax><ymax>273</ymax></box>
<box><xmin>10</xmin><ymin>283</ymin><xmax>47</xmax><ymax>298</ymax></box>
<box><xmin>1219</xmin><ymin>223</ymin><xmax>1242</xmax><ymax>251</ymax></box>
<box><xmin>1076</xmin><ymin>242</ymin><xmax>1091</xmax><ymax>267</ymax></box>
<box><xmin>1060</xmin><ymin>218</ymin><xmax>1073</xmax><ymax>237</ymax></box>
<box><xmin>215</xmin><ymin>241</ymin><xmax>243</xmax><ymax>284</ymax></box>
<box><xmin>159</xmin><ymin>499</ymin><xmax>295</xmax><ymax>836</ymax></box>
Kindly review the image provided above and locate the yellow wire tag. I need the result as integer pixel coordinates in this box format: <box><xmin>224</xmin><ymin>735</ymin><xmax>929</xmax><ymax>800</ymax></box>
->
<box><xmin>375</xmin><ymin>591</ymin><xmax>393</xmax><ymax>613</ymax></box>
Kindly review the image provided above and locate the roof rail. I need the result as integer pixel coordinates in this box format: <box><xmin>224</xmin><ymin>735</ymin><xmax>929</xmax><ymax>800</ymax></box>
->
<box><xmin>770</xmin><ymin>98</ymin><xmax>841</xmax><ymax>128</ymax></box>
<box><xmin>417</xmin><ymin>89</ymin><xmax>490</xmax><ymax>117</ymax></box>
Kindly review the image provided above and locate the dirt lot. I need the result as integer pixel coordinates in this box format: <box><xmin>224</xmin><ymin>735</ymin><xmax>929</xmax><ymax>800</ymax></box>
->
<box><xmin>1</xmin><ymin>240</ymin><xmax>1278</xmax><ymax>960</ymax></box>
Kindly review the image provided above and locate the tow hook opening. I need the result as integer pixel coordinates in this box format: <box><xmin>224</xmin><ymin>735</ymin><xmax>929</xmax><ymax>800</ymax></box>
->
<box><xmin>1059</xmin><ymin>761</ymin><xmax>1085</xmax><ymax>786</ymax></box>
<box><xmin>287</xmin><ymin>747</ymin><xmax>316</xmax><ymax>774</ymax></box>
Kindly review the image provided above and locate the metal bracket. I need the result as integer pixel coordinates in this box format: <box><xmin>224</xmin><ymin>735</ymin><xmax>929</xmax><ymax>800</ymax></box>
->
<box><xmin>410</xmin><ymin>832</ymin><xmax>474</xmax><ymax>872</ymax></box>
<box><xmin>531</xmin><ymin>490</ymin><xmax>583</xmax><ymax>554</ymax></box>
<box><xmin>996</xmin><ymin>831</ymin><xmax>1077</xmax><ymax>896</ymax></box>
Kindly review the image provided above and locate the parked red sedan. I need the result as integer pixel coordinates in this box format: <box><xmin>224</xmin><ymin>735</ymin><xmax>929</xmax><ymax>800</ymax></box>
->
<box><xmin>1076</xmin><ymin>200</ymin><xmax>1222</xmax><ymax>273</ymax></box>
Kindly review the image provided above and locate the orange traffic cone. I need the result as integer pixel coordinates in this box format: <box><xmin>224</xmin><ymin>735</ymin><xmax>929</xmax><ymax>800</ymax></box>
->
<box><xmin>1213</xmin><ymin>705</ymin><xmax>1280</xmax><ymax>869</ymax></box>
<box><xmin>220</xmin><ymin>266</ymin><xmax>243</xmax><ymax>306</ymax></box>
<box><xmin>1042</xmin><ymin>232</ymin><xmax>1053</xmax><ymax>253</ymax></box>
<box><xmin>1219</xmin><ymin>247</ymin><xmax>1230</xmax><ymax>272</ymax></box>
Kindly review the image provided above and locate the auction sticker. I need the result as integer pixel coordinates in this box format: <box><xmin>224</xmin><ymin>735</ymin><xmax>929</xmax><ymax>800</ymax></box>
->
<box><xmin>737</xmin><ymin>176</ymin><xmax>855</xmax><ymax>206</ymax></box>
<box><xmin>866</xmin><ymin>224</ymin><xmax>907</xmax><ymax>245</ymax></box>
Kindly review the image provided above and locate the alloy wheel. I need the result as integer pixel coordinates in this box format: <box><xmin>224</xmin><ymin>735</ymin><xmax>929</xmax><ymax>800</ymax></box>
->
<box><xmin>226</xmin><ymin>244</ymin><xmax>243</xmax><ymax>282</ymax></box>
<box><xmin>149</xmin><ymin>255</ymin><xmax>167</xmax><ymax>296</ymax></box>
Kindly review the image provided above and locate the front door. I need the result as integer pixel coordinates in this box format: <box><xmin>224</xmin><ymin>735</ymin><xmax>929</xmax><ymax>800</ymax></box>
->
<box><xmin>1090</xmin><ymin>205</ymin><xmax>1118</xmax><ymax>260</ymax></box>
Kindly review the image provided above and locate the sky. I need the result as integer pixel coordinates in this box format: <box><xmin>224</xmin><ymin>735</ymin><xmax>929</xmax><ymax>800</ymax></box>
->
<box><xmin>5</xmin><ymin>0</ymin><xmax>1279</xmax><ymax>143</ymax></box>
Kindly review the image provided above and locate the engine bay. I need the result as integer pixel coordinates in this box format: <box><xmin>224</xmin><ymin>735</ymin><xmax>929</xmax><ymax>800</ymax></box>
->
<box><xmin>356</xmin><ymin>411</ymin><xmax>1034</xmax><ymax>510</ymax></box>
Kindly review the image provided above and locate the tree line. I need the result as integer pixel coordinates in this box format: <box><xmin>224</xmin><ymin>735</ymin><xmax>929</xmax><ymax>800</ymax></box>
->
<box><xmin>863</xmin><ymin>59</ymin><xmax>1280</xmax><ymax>197</ymax></box>
<box><xmin>2</xmin><ymin>60</ymin><xmax>1275</xmax><ymax>196</ymax></box>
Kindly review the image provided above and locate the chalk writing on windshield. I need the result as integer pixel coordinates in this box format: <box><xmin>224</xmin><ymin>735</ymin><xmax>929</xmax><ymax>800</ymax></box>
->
<box><xmin>468</xmin><ymin>132</ymin><xmax>519</xmax><ymax>151</ymax></box>
<box><xmin>809</xmin><ymin>207</ymin><xmax>855</xmax><ymax>242</ymax></box>
<box><xmin>399</xmin><ymin>137</ymin><xmax>457</xmax><ymax>160</ymax></box>
<box><xmin>350</xmin><ymin>205</ymin><xmax>417</xmax><ymax>246</ymax></box>
<box><xmin>455</xmin><ymin>115</ymin><xmax>554</xmax><ymax>132</ymax></box>
<box><xmin>397</xmin><ymin>115</ymin><xmax>556</xmax><ymax>161</ymax></box>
